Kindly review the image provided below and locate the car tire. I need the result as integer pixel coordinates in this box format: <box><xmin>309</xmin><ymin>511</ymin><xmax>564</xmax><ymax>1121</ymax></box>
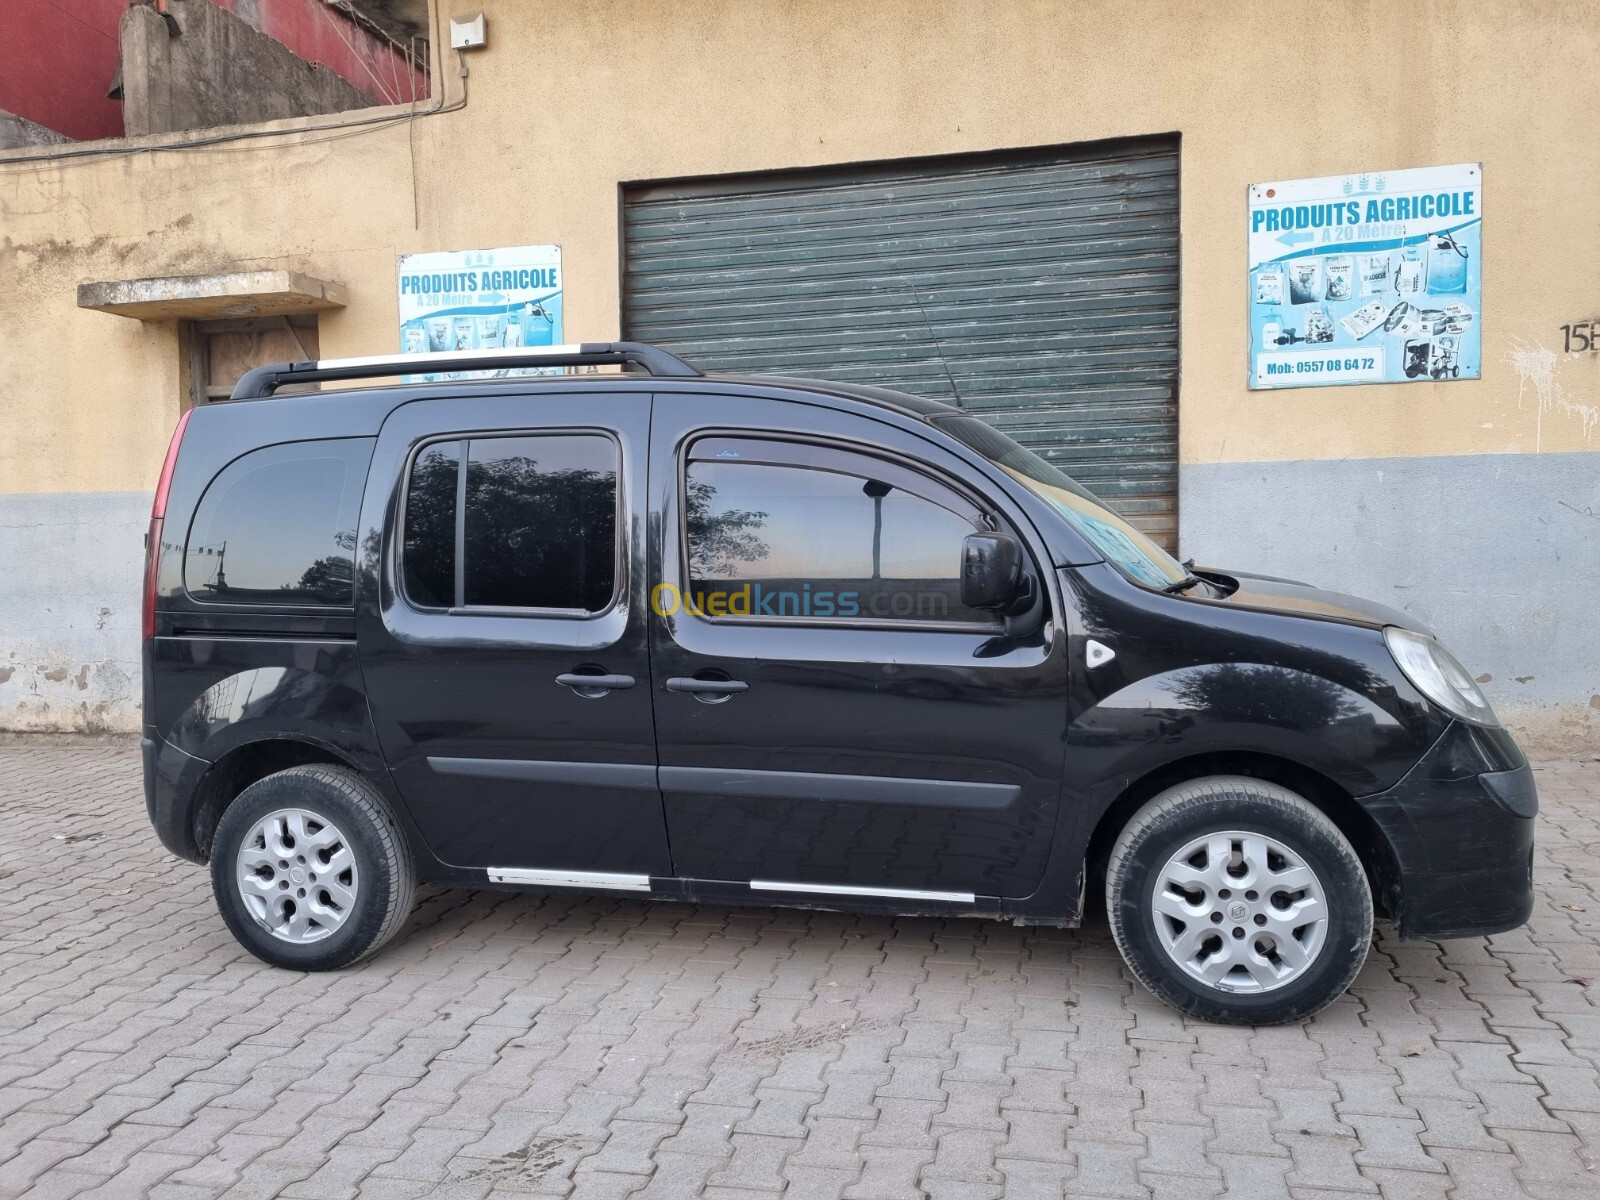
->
<box><xmin>1106</xmin><ymin>775</ymin><xmax>1372</xmax><ymax>1024</ymax></box>
<box><xmin>210</xmin><ymin>765</ymin><xmax>417</xmax><ymax>971</ymax></box>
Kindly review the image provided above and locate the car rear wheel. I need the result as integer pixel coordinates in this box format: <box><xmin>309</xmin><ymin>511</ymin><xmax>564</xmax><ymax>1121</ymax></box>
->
<box><xmin>1106</xmin><ymin>776</ymin><xmax>1372</xmax><ymax>1024</ymax></box>
<box><xmin>210</xmin><ymin>765</ymin><xmax>416</xmax><ymax>970</ymax></box>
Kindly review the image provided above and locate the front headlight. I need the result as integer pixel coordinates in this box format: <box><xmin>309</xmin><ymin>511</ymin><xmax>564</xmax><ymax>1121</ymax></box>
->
<box><xmin>1383</xmin><ymin>626</ymin><xmax>1498</xmax><ymax>726</ymax></box>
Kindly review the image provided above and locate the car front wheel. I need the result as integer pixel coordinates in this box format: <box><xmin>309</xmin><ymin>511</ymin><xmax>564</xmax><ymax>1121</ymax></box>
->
<box><xmin>210</xmin><ymin>764</ymin><xmax>417</xmax><ymax>971</ymax></box>
<box><xmin>1106</xmin><ymin>775</ymin><xmax>1373</xmax><ymax>1024</ymax></box>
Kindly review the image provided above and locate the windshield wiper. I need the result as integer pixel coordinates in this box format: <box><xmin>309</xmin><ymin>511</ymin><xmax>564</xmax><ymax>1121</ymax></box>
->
<box><xmin>1162</xmin><ymin>574</ymin><xmax>1205</xmax><ymax>594</ymax></box>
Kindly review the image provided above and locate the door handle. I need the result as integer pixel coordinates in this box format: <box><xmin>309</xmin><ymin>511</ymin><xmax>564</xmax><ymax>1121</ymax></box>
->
<box><xmin>556</xmin><ymin>673</ymin><xmax>636</xmax><ymax>696</ymax></box>
<box><xmin>665</xmin><ymin>677</ymin><xmax>749</xmax><ymax>695</ymax></box>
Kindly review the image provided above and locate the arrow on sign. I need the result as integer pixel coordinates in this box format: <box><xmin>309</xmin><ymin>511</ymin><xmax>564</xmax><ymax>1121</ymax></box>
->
<box><xmin>1276</xmin><ymin>229</ymin><xmax>1314</xmax><ymax>247</ymax></box>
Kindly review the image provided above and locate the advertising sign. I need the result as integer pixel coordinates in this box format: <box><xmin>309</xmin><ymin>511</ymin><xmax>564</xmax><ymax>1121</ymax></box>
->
<box><xmin>397</xmin><ymin>244</ymin><xmax>562</xmax><ymax>380</ymax></box>
<box><xmin>1248</xmin><ymin>164</ymin><xmax>1480</xmax><ymax>389</ymax></box>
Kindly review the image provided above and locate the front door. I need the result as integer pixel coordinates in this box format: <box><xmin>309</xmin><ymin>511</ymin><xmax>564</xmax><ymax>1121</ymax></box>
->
<box><xmin>358</xmin><ymin>391</ymin><xmax>670</xmax><ymax>884</ymax></box>
<box><xmin>647</xmin><ymin>392</ymin><xmax>1070</xmax><ymax>902</ymax></box>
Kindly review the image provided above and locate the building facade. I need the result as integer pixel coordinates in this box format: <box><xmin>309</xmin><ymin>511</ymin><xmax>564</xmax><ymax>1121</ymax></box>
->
<box><xmin>1</xmin><ymin>0</ymin><xmax>1595</xmax><ymax>747</ymax></box>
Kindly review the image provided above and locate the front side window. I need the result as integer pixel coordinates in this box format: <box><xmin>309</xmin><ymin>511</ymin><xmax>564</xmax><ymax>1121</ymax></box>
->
<box><xmin>683</xmin><ymin>438</ymin><xmax>995</xmax><ymax>627</ymax></box>
<box><xmin>400</xmin><ymin>432</ymin><xmax>618</xmax><ymax>613</ymax></box>
<box><xmin>185</xmin><ymin>439</ymin><xmax>370</xmax><ymax>607</ymax></box>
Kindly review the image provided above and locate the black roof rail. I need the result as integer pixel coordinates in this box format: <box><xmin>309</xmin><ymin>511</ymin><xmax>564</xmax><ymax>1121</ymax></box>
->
<box><xmin>228</xmin><ymin>341</ymin><xmax>702</xmax><ymax>399</ymax></box>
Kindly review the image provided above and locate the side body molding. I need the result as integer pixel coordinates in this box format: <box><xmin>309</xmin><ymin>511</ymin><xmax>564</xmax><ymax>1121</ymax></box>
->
<box><xmin>427</xmin><ymin>758</ymin><xmax>1021</xmax><ymax>810</ymax></box>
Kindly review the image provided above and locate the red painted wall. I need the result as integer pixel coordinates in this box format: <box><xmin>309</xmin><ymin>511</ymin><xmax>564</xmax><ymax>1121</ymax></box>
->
<box><xmin>0</xmin><ymin>1</ymin><xmax>428</xmax><ymax>144</ymax></box>
<box><xmin>0</xmin><ymin>0</ymin><xmax>128</xmax><ymax>141</ymax></box>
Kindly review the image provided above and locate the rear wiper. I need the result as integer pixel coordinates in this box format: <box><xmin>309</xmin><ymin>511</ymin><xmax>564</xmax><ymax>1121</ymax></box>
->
<box><xmin>1162</xmin><ymin>574</ymin><xmax>1205</xmax><ymax>594</ymax></box>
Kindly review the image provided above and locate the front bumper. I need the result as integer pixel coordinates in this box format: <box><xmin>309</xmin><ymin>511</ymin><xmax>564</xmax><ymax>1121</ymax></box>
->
<box><xmin>1362</xmin><ymin>722</ymin><xmax>1536</xmax><ymax>940</ymax></box>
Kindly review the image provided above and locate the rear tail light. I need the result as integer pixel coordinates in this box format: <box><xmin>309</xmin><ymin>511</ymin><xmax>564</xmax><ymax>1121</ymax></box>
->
<box><xmin>143</xmin><ymin>408</ymin><xmax>193</xmax><ymax>641</ymax></box>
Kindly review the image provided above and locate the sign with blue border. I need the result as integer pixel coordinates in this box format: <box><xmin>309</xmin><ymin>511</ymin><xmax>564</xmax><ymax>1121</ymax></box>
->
<box><xmin>1248</xmin><ymin>164</ymin><xmax>1480</xmax><ymax>389</ymax></box>
<box><xmin>397</xmin><ymin>244</ymin><xmax>563</xmax><ymax>381</ymax></box>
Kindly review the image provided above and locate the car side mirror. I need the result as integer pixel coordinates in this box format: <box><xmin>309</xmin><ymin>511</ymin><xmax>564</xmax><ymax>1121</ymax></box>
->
<box><xmin>960</xmin><ymin>532</ymin><xmax>1023</xmax><ymax>611</ymax></box>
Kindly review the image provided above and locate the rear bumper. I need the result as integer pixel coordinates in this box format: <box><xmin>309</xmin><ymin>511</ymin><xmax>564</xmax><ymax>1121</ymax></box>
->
<box><xmin>1362</xmin><ymin>724</ymin><xmax>1536</xmax><ymax>940</ymax></box>
<box><xmin>143</xmin><ymin>728</ymin><xmax>207</xmax><ymax>863</ymax></box>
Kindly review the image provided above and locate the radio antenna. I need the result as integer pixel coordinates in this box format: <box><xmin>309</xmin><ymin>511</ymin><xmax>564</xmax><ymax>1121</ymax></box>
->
<box><xmin>906</xmin><ymin>285</ymin><xmax>965</xmax><ymax>408</ymax></box>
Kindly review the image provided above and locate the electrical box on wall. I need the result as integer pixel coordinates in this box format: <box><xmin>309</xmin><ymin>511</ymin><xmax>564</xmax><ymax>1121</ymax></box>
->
<box><xmin>450</xmin><ymin>13</ymin><xmax>487</xmax><ymax>49</ymax></box>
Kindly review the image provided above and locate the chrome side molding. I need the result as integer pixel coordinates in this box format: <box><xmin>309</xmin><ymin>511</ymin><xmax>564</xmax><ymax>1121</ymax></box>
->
<box><xmin>485</xmin><ymin>867</ymin><xmax>651</xmax><ymax>891</ymax></box>
<box><xmin>749</xmin><ymin>879</ymin><xmax>975</xmax><ymax>904</ymax></box>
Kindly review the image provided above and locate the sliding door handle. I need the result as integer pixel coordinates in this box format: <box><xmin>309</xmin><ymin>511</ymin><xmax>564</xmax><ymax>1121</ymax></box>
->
<box><xmin>556</xmin><ymin>673</ymin><xmax>635</xmax><ymax>697</ymax></box>
<box><xmin>666</xmin><ymin>677</ymin><xmax>749</xmax><ymax>695</ymax></box>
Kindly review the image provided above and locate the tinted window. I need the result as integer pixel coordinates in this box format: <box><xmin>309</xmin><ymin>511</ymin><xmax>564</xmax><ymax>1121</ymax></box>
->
<box><xmin>400</xmin><ymin>433</ymin><xmax>618</xmax><ymax>613</ymax></box>
<box><xmin>185</xmin><ymin>439</ymin><xmax>370</xmax><ymax>606</ymax></box>
<box><xmin>402</xmin><ymin>441</ymin><xmax>459</xmax><ymax>608</ymax></box>
<box><xmin>685</xmin><ymin>444</ymin><xmax>992</xmax><ymax>626</ymax></box>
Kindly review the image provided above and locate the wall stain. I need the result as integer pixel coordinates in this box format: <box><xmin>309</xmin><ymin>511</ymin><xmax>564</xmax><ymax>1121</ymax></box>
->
<box><xmin>1508</xmin><ymin>340</ymin><xmax>1600</xmax><ymax>448</ymax></box>
<box><xmin>40</xmin><ymin>666</ymin><xmax>68</xmax><ymax>683</ymax></box>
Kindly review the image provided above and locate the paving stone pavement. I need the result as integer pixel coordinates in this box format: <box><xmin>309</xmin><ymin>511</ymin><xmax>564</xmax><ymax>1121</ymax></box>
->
<box><xmin>0</xmin><ymin>745</ymin><xmax>1597</xmax><ymax>1199</ymax></box>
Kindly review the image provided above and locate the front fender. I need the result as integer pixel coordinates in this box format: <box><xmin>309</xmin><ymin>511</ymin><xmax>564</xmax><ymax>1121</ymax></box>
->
<box><xmin>998</xmin><ymin>566</ymin><xmax>1451</xmax><ymax>925</ymax></box>
<box><xmin>1070</xmin><ymin>661</ymin><xmax>1417</xmax><ymax>798</ymax></box>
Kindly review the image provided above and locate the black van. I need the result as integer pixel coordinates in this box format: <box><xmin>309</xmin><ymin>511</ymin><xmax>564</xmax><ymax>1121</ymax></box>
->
<box><xmin>142</xmin><ymin>342</ymin><xmax>1535</xmax><ymax>1024</ymax></box>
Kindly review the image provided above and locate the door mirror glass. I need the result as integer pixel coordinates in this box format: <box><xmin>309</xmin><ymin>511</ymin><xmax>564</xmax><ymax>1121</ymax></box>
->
<box><xmin>960</xmin><ymin>532</ymin><xmax>1022</xmax><ymax>611</ymax></box>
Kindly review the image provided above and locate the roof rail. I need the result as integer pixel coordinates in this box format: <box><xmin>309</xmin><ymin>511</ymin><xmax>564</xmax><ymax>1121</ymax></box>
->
<box><xmin>228</xmin><ymin>341</ymin><xmax>702</xmax><ymax>399</ymax></box>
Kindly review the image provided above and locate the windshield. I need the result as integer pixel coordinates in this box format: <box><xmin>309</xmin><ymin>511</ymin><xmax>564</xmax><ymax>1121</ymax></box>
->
<box><xmin>934</xmin><ymin>414</ymin><xmax>1188</xmax><ymax>590</ymax></box>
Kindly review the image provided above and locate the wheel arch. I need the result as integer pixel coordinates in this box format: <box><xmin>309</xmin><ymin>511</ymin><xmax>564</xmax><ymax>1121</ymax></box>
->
<box><xmin>189</xmin><ymin>737</ymin><xmax>358</xmax><ymax>862</ymax></box>
<box><xmin>1081</xmin><ymin>750</ymin><xmax>1402</xmax><ymax>922</ymax></box>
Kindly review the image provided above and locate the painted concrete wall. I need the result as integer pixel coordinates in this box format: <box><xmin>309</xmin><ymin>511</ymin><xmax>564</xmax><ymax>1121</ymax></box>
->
<box><xmin>122</xmin><ymin>1</ymin><xmax>378</xmax><ymax>138</ymax></box>
<box><xmin>209</xmin><ymin>0</ymin><xmax>429</xmax><ymax>107</ymax></box>
<box><xmin>0</xmin><ymin>0</ymin><xmax>1596</xmax><ymax>746</ymax></box>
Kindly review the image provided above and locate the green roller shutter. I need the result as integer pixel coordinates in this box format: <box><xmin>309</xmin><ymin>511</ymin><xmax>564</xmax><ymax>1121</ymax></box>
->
<box><xmin>622</xmin><ymin>137</ymin><xmax>1181</xmax><ymax>548</ymax></box>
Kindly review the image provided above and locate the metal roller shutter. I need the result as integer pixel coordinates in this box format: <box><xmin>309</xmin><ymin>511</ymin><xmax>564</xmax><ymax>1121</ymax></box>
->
<box><xmin>621</xmin><ymin>136</ymin><xmax>1181</xmax><ymax>548</ymax></box>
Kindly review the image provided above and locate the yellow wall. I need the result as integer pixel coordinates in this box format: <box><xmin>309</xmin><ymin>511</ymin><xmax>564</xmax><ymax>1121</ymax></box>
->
<box><xmin>2</xmin><ymin>0</ymin><xmax>1597</xmax><ymax>496</ymax></box>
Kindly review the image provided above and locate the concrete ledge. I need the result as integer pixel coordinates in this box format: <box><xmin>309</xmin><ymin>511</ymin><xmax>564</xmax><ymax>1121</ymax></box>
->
<box><xmin>77</xmin><ymin>270</ymin><xmax>347</xmax><ymax>321</ymax></box>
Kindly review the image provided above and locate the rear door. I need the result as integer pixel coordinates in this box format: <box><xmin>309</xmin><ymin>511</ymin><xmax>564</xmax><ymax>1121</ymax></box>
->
<box><xmin>647</xmin><ymin>391</ymin><xmax>1070</xmax><ymax>902</ymax></box>
<box><xmin>357</xmin><ymin>390</ymin><xmax>670</xmax><ymax>885</ymax></box>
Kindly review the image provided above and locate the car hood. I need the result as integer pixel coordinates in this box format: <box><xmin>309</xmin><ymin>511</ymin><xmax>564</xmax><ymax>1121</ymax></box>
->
<box><xmin>1197</xmin><ymin>567</ymin><xmax>1436</xmax><ymax>638</ymax></box>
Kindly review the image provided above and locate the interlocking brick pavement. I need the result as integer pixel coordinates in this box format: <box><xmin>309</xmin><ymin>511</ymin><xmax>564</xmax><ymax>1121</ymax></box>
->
<box><xmin>0</xmin><ymin>744</ymin><xmax>1596</xmax><ymax>1199</ymax></box>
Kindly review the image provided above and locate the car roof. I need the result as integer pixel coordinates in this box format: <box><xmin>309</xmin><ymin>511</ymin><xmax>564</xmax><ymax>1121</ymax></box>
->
<box><xmin>213</xmin><ymin>369</ymin><xmax>964</xmax><ymax>433</ymax></box>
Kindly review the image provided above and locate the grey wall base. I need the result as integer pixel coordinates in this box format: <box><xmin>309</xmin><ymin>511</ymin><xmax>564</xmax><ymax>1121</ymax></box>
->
<box><xmin>1182</xmin><ymin>451</ymin><xmax>1600</xmax><ymax>753</ymax></box>
<box><xmin>0</xmin><ymin>493</ymin><xmax>148</xmax><ymax>733</ymax></box>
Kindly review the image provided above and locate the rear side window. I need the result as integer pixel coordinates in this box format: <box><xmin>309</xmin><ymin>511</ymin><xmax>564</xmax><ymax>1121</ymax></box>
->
<box><xmin>400</xmin><ymin>432</ymin><xmax>619</xmax><ymax>614</ymax></box>
<box><xmin>184</xmin><ymin>439</ymin><xmax>371</xmax><ymax>607</ymax></box>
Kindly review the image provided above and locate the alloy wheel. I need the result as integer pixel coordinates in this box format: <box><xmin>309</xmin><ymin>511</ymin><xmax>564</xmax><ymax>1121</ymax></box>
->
<box><xmin>234</xmin><ymin>807</ymin><xmax>360</xmax><ymax>944</ymax></box>
<box><xmin>1150</xmin><ymin>829</ymin><xmax>1329</xmax><ymax>993</ymax></box>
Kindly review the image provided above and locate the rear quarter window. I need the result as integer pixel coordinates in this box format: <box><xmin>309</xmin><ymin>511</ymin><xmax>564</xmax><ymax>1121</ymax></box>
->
<box><xmin>184</xmin><ymin>439</ymin><xmax>372</xmax><ymax>607</ymax></box>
